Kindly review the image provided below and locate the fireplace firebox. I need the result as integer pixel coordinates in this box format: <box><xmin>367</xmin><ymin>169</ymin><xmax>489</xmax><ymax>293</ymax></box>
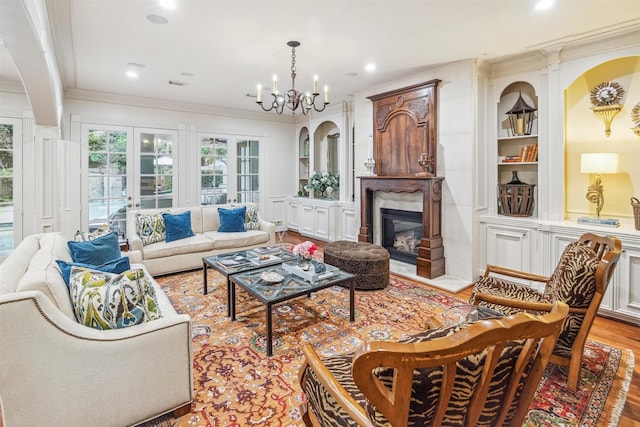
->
<box><xmin>381</xmin><ymin>208</ymin><xmax>423</xmax><ymax>264</ymax></box>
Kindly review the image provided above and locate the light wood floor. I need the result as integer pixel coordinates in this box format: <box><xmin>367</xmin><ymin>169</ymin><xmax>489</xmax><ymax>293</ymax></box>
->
<box><xmin>284</xmin><ymin>232</ymin><xmax>640</xmax><ymax>426</ymax></box>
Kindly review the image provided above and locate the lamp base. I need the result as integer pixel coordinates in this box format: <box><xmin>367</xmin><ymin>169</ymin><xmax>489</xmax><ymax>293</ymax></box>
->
<box><xmin>577</xmin><ymin>216</ymin><xmax>620</xmax><ymax>228</ymax></box>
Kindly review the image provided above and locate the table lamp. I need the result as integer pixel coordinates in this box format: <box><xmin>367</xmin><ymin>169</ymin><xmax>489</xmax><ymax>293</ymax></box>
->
<box><xmin>577</xmin><ymin>153</ymin><xmax>620</xmax><ymax>227</ymax></box>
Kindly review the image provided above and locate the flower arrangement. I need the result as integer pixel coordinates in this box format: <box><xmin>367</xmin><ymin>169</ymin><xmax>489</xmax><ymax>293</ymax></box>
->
<box><xmin>292</xmin><ymin>240</ymin><xmax>318</xmax><ymax>261</ymax></box>
<box><xmin>304</xmin><ymin>171</ymin><xmax>340</xmax><ymax>197</ymax></box>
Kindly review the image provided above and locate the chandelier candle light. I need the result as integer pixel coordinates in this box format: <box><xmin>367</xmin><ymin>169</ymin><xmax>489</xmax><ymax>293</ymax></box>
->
<box><xmin>256</xmin><ymin>41</ymin><xmax>329</xmax><ymax>115</ymax></box>
<box><xmin>577</xmin><ymin>152</ymin><xmax>620</xmax><ymax>227</ymax></box>
<box><xmin>364</xmin><ymin>135</ymin><xmax>376</xmax><ymax>175</ymax></box>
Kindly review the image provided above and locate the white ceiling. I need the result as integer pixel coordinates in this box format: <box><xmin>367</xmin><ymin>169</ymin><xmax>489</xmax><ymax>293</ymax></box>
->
<box><xmin>2</xmin><ymin>0</ymin><xmax>640</xmax><ymax>115</ymax></box>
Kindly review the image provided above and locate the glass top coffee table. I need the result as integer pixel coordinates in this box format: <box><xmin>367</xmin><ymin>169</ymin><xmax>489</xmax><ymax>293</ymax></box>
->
<box><xmin>202</xmin><ymin>246</ymin><xmax>297</xmax><ymax>316</ymax></box>
<box><xmin>229</xmin><ymin>264</ymin><xmax>355</xmax><ymax>357</ymax></box>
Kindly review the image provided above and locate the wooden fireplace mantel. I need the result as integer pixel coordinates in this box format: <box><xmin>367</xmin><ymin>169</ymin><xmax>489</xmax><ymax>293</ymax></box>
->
<box><xmin>358</xmin><ymin>175</ymin><xmax>445</xmax><ymax>279</ymax></box>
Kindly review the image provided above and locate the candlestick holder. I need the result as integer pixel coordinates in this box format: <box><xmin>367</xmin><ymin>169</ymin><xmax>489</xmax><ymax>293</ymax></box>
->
<box><xmin>364</xmin><ymin>158</ymin><xmax>376</xmax><ymax>175</ymax></box>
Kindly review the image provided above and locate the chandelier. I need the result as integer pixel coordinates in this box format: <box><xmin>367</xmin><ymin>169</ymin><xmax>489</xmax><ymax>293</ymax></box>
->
<box><xmin>256</xmin><ymin>41</ymin><xmax>329</xmax><ymax>115</ymax></box>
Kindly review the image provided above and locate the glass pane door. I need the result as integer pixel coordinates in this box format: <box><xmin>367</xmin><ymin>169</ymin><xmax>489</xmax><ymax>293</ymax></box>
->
<box><xmin>135</xmin><ymin>129</ymin><xmax>177</xmax><ymax>209</ymax></box>
<box><xmin>199</xmin><ymin>136</ymin><xmax>228</xmax><ymax>205</ymax></box>
<box><xmin>84</xmin><ymin>125</ymin><xmax>131</xmax><ymax>239</ymax></box>
<box><xmin>0</xmin><ymin>118</ymin><xmax>22</xmax><ymax>260</ymax></box>
<box><xmin>237</xmin><ymin>139</ymin><xmax>259</xmax><ymax>203</ymax></box>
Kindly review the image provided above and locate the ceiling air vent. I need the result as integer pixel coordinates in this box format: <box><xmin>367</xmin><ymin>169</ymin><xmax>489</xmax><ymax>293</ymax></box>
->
<box><xmin>169</xmin><ymin>80</ymin><xmax>188</xmax><ymax>86</ymax></box>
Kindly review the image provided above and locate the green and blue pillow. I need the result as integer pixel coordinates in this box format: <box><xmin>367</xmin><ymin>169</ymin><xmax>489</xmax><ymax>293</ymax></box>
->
<box><xmin>135</xmin><ymin>212</ymin><xmax>166</xmax><ymax>245</ymax></box>
<box><xmin>69</xmin><ymin>267</ymin><xmax>162</xmax><ymax>330</ymax></box>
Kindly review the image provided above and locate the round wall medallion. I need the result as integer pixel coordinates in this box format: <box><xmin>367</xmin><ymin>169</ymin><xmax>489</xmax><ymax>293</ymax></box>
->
<box><xmin>395</xmin><ymin>95</ymin><xmax>405</xmax><ymax>107</ymax></box>
<box><xmin>590</xmin><ymin>81</ymin><xmax>624</xmax><ymax>106</ymax></box>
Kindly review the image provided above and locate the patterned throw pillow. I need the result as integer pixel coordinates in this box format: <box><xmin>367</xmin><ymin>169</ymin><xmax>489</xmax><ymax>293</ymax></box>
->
<box><xmin>244</xmin><ymin>203</ymin><xmax>261</xmax><ymax>230</ymax></box>
<box><xmin>69</xmin><ymin>267</ymin><xmax>163</xmax><ymax>330</ymax></box>
<box><xmin>87</xmin><ymin>223</ymin><xmax>112</xmax><ymax>240</ymax></box>
<box><xmin>135</xmin><ymin>212</ymin><xmax>166</xmax><ymax>245</ymax></box>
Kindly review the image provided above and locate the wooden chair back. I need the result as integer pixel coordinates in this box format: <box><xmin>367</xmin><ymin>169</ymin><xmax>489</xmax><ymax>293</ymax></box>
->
<box><xmin>302</xmin><ymin>302</ymin><xmax>568</xmax><ymax>427</ymax></box>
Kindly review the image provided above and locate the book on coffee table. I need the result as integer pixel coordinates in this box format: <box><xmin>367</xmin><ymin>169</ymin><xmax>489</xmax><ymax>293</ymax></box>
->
<box><xmin>217</xmin><ymin>255</ymin><xmax>251</xmax><ymax>267</ymax></box>
<box><xmin>253</xmin><ymin>245</ymin><xmax>281</xmax><ymax>255</ymax></box>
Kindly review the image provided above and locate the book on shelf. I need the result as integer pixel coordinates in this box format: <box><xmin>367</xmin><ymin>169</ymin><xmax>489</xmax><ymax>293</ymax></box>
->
<box><xmin>577</xmin><ymin>217</ymin><xmax>620</xmax><ymax>227</ymax></box>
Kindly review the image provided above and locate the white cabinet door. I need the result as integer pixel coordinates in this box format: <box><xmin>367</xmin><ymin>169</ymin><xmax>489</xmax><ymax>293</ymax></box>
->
<box><xmin>287</xmin><ymin>200</ymin><xmax>300</xmax><ymax>231</ymax></box>
<box><xmin>341</xmin><ymin>205</ymin><xmax>357</xmax><ymax>241</ymax></box>
<box><xmin>486</xmin><ymin>224</ymin><xmax>533</xmax><ymax>273</ymax></box>
<box><xmin>300</xmin><ymin>204</ymin><xmax>315</xmax><ymax>236</ymax></box>
<box><xmin>314</xmin><ymin>206</ymin><xmax>330</xmax><ymax>240</ymax></box>
<box><xmin>613</xmin><ymin>243</ymin><xmax>640</xmax><ymax>325</ymax></box>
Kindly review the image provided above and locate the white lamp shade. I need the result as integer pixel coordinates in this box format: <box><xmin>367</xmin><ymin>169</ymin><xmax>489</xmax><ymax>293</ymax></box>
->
<box><xmin>580</xmin><ymin>153</ymin><xmax>619</xmax><ymax>174</ymax></box>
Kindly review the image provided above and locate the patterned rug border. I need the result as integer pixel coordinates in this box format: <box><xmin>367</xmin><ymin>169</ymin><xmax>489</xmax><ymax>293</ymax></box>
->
<box><xmin>150</xmin><ymin>269</ymin><xmax>633</xmax><ymax>427</ymax></box>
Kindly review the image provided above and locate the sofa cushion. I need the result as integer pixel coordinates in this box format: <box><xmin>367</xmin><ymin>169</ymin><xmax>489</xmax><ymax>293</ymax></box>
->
<box><xmin>56</xmin><ymin>257</ymin><xmax>131</xmax><ymax>288</ymax></box>
<box><xmin>142</xmin><ymin>234</ymin><xmax>215</xmax><ymax>260</ymax></box>
<box><xmin>0</xmin><ymin>234</ymin><xmax>42</xmax><ymax>294</ymax></box>
<box><xmin>69</xmin><ymin>267</ymin><xmax>162</xmax><ymax>329</ymax></box>
<box><xmin>204</xmin><ymin>230</ymin><xmax>270</xmax><ymax>249</ymax></box>
<box><xmin>163</xmin><ymin>211</ymin><xmax>195</xmax><ymax>242</ymax></box>
<box><xmin>68</xmin><ymin>232</ymin><xmax>121</xmax><ymax>265</ymax></box>
<box><xmin>135</xmin><ymin>212</ymin><xmax>167</xmax><ymax>245</ymax></box>
<box><xmin>218</xmin><ymin>206</ymin><xmax>247</xmax><ymax>232</ymax></box>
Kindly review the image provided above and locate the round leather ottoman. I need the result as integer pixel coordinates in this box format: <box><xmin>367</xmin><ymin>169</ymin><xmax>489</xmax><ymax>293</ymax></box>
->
<box><xmin>323</xmin><ymin>241</ymin><xmax>390</xmax><ymax>290</ymax></box>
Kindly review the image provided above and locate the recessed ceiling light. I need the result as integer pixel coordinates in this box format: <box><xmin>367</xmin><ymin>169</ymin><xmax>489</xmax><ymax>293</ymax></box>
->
<box><xmin>147</xmin><ymin>14</ymin><xmax>168</xmax><ymax>25</ymax></box>
<box><xmin>158</xmin><ymin>0</ymin><xmax>177</xmax><ymax>9</ymax></box>
<box><xmin>535</xmin><ymin>0</ymin><xmax>554</xmax><ymax>11</ymax></box>
<box><xmin>180</xmin><ymin>72</ymin><xmax>195</xmax><ymax>77</ymax></box>
<box><xmin>365</xmin><ymin>63</ymin><xmax>376</xmax><ymax>72</ymax></box>
<box><xmin>126</xmin><ymin>70</ymin><xmax>139</xmax><ymax>79</ymax></box>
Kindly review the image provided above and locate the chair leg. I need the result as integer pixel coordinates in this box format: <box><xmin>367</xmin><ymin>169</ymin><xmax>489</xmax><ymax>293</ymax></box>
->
<box><xmin>566</xmin><ymin>354</ymin><xmax>584</xmax><ymax>392</ymax></box>
<box><xmin>300</xmin><ymin>402</ymin><xmax>313</xmax><ymax>427</ymax></box>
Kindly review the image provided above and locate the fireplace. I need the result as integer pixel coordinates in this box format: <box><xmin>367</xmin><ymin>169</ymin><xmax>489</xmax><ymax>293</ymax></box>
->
<box><xmin>381</xmin><ymin>208</ymin><xmax>423</xmax><ymax>264</ymax></box>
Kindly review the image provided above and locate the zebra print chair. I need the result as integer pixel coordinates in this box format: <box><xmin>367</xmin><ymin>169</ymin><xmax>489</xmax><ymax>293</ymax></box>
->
<box><xmin>299</xmin><ymin>303</ymin><xmax>568</xmax><ymax>427</ymax></box>
<box><xmin>469</xmin><ymin>232</ymin><xmax>622</xmax><ymax>391</ymax></box>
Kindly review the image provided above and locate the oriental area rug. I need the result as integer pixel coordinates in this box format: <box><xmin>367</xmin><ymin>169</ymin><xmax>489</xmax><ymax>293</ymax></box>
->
<box><xmin>147</xmin><ymin>270</ymin><xmax>633</xmax><ymax>427</ymax></box>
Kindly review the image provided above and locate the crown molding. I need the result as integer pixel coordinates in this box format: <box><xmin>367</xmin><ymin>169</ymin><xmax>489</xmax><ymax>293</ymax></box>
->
<box><xmin>63</xmin><ymin>88</ymin><xmax>296</xmax><ymax>124</ymax></box>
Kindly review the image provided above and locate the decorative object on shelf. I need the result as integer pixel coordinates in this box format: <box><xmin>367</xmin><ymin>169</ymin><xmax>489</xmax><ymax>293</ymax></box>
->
<box><xmin>577</xmin><ymin>153</ymin><xmax>620</xmax><ymax>227</ymax></box>
<box><xmin>364</xmin><ymin>158</ymin><xmax>376</xmax><ymax>175</ymax></box>
<box><xmin>506</xmin><ymin>92</ymin><xmax>537</xmax><ymax>136</ymax></box>
<box><xmin>589</xmin><ymin>82</ymin><xmax>624</xmax><ymax>137</ymax></box>
<box><xmin>631</xmin><ymin>197</ymin><xmax>640</xmax><ymax>231</ymax></box>
<box><xmin>364</xmin><ymin>134</ymin><xmax>376</xmax><ymax>175</ymax></box>
<box><xmin>497</xmin><ymin>171</ymin><xmax>535</xmax><ymax>217</ymax></box>
<box><xmin>256</xmin><ymin>41</ymin><xmax>329</xmax><ymax>115</ymax></box>
<box><xmin>416</xmin><ymin>152</ymin><xmax>433</xmax><ymax>175</ymax></box>
<box><xmin>631</xmin><ymin>102</ymin><xmax>640</xmax><ymax>137</ymax></box>
<box><xmin>305</xmin><ymin>171</ymin><xmax>339</xmax><ymax>199</ymax></box>
<box><xmin>324</xmin><ymin>186</ymin><xmax>335</xmax><ymax>199</ymax></box>
<box><xmin>292</xmin><ymin>240</ymin><xmax>318</xmax><ymax>268</ymax></box>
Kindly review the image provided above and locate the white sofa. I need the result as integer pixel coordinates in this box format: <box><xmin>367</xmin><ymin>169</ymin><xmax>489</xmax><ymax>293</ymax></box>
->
<box><xmin>127</xmin><ymin>204</ymin><xmax>276</xmax><ymax>276</ymax></box>
<box><xmin>0</xmin><ymin>232</ymin><xmax>193</xmax><ymax>427</ymax></box>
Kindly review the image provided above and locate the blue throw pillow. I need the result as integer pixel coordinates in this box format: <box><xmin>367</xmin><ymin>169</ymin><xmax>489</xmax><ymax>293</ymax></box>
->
<box><xmin>163</xmin><ymin>211</ymin><xmax>195</xmax><ymax>242</ymax></box>
<box><xmin>67</xmin><ymin>232</ymin><xmax>121</xmax><ymax>265</ymax></box>
<box><xmin>56</xmin><ymin>257</ymin><xmax>131</xmax><ymax>288</ymax></box>
<box><xmin>218</xmin><ymin>206</ymin><xmax>247</xmax><ymax>232</ymax></box>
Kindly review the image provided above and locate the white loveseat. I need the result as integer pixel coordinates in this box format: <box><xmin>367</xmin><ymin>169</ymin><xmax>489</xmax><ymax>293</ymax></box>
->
<box><xmin>127</xmin><ymin>203</ymin><xmax>276</xmax><ymax>276</ymax></box>
<box><xmin>0</xmin><ymin>232</ymin><xmax>193</xmax><ymax>427</ymax></box>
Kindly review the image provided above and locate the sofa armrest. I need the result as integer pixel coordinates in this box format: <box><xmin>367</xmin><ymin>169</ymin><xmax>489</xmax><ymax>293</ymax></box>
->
<box><xmin>0</xmin><ymin>291</ymin><xmax>192</xmax><ymax>426</ymax></box>
<box><xmin>259</xmin><ymin>218</ymin><xmax>276</xmax><ymax>245</ymax></box>
<box><xmin>123</xmin><ymin>249</ymin><xmax>143</xmax><ymax>264</ymax></box>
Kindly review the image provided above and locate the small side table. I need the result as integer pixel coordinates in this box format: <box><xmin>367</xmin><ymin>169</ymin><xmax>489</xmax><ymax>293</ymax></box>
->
<box><xmin>273</xmin><ymin>220</ymin><xmax>287</xmax><ymax>244</ymax></box>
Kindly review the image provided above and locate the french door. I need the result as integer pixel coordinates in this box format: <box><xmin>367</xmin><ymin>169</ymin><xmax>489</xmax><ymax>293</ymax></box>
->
<box><xmin>82</xmin><ymin>124</ymin><xmax>178</xmax><ymax>238</ymax></box>
<box><xmin>198</xmin><ymin>133</ymin><xmax>260</xmax><ymax>205</ymax></box>
<box><xmin>0</xmin><ymin>117</ymin><xmax>23</xmax><ymax>260</ymax></box>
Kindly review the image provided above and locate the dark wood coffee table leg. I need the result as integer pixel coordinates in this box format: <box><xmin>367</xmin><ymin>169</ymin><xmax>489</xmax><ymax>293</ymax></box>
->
<box><xmin>350</xmin><ymin>282</ymin><xmax>355</xmax><ymax>322</ymax></box>
<box><xmin>230</xmin><ymin>281</ymin><xmax>237</xmax><ymax>321</ymax></box>
<box><xmin>266</xmin><ymin>302</ymin><xmax>273</xmax><ymax>357</ymax></box>
<box><xmin>203</xmin><ymin>262</ymin><xmax>209</xmax><ymax>295</ymax></box>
